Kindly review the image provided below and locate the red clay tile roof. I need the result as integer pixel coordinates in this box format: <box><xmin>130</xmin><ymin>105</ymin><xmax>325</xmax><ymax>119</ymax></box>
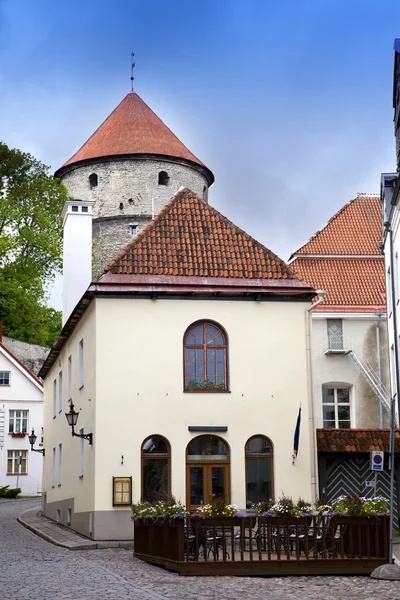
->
<box><xmin>57</xmin><ymin>92</ymin><xmax>212</xmax><ymax>180</ymax></box>
<box><xmin>317</xmin><ymin>428</ymin><xmax>400</xmax><ymax>453</ymax></box>
<box><xmin>291</xmin><ymin>258</ymin><xmax>385</xmax><ymax>309</ymax></box>
<box><xmin>105</xmin><ymin>189</ymin><xmax>301</xmax><ymax>280</ymax></box>
<box><xmin>289</xmin><ymin>195</ymin><xmax>385</xmax><ymax>310</ymax></box>
<box><xmin>291</xmin><ymin>195</ymin><xmax>382</xmax><ymax>256</ymax></box>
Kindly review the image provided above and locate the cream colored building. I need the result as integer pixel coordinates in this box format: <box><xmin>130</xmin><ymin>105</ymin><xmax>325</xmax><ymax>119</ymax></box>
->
<box><xmin>39</xmin><ymin>189</ymin><xmax>317</xmax><ymax>540</ymax></box>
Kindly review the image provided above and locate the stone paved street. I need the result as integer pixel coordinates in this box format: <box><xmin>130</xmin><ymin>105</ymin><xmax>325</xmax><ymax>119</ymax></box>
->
<box><xmin>2</xmin><ymin>499</ymin><xmax>400</xmax><ymax>600</ymax></box>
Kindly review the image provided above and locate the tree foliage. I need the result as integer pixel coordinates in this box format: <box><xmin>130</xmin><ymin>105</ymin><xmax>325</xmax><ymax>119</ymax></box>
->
<box><xmin>0</xmin><ymin>142</ymin><xmax>68</xmax><ymax>346</ymax></box>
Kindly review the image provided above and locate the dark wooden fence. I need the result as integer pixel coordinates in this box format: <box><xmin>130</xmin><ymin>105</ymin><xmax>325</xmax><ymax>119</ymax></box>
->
<box><xmin>134</xmin><ymin>514</ymin><xmax>389</xmax><ymax>576</ymax></box>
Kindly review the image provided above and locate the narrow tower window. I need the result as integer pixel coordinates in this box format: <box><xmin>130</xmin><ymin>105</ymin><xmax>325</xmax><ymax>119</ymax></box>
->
<box><xmin>89</xmin><ymin>173</ymin><xmax>98</xmax><ymax>188</ymax></box>
<box><xmin>130</xmin><ymin>225</ymin><xmax>138</xmax><ymax>237</ymax></box>
<box><xmin>158</xmin><ymin>171</ymin><xmax>169</xmax><ymax>186</ymax></box>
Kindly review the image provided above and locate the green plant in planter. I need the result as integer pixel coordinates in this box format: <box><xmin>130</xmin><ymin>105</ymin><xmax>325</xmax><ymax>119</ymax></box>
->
<box><xmin>131</xmin><ymin>496</ymin><xmax>186</xmax><ymax>520</ymax></box>
<box><xmin>270</xmin><ymin>494</ymin><xmax>299</xmax><ymax>516</ymax></box>
<box><xmin>330</xmin><ymin>495</ymin><xmax>389</xmax><ymax>516</ymax></box>
<box><xmin>187</xmin><ymin>379</ymin><xmax>225</xmax><ymax>390</ymax></box>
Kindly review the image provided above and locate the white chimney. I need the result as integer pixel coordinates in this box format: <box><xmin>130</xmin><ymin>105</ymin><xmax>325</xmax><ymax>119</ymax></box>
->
<box><xmin>62</xmin><ymin>200</ymin><xmax>95</xmax><ymax>326</ymax></box>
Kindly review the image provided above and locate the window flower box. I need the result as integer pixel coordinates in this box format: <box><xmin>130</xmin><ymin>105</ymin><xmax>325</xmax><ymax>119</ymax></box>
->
<box><xmin>11</xmin><ymin>432</ymin><xmax>26</xmax><ymax>438</ymax></box>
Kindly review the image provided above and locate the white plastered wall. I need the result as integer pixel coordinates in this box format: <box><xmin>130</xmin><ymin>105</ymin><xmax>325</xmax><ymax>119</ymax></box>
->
<box><xmin>93</xmin><ymin>296</ymin><xmax>313</xmax><ymax>512</ymax></box>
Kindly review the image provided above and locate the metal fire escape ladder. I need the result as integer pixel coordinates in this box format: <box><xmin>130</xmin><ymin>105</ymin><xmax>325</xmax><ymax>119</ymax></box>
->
<box><xmin>347</xmin><ymin>347</ymin><xmax>392</xmax><ymax>415</ymax></box>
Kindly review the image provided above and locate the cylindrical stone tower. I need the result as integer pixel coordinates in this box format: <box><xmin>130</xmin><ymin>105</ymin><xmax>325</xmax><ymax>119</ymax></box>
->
<box><xmin>55</xmin><ymin>92</ymin><xmax>214</xmax><ymax>275</ymax></box>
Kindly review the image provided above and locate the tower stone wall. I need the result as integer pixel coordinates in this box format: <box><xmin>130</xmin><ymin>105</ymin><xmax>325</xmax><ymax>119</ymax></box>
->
<box><xmin>60</xmin><ymin>156</ymin><xmax>210</xmax><ymax>273</ymax></box>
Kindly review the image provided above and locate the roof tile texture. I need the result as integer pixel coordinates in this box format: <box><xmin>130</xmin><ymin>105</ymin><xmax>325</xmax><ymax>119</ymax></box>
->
<box><xmin>294</xmin><ymin>195</ymin><xmax>382</xmax><ymax>256</ymax></box>
<box><xmin>292</xmin><ymin>257</ymin><xmax>385</xmax><ymax>307</ymax></box>
<box><xmin>290</xmin><ymin>195</ymin><xmax>385</xmax><ymax>309</ymax></box>
<box><xmin>317</xmin><ymin>428</ymin><xmax>400</xmax><ymax>453</ymax></box>
<box><xmin>62</xmin><ymin>92</ymin><xmax>205</xmax><ymax>169</ymax></box>
<box><xmin>106</xmin><ymin>189</ymin><xmax>298</xmax><ymax>280</ymax></box>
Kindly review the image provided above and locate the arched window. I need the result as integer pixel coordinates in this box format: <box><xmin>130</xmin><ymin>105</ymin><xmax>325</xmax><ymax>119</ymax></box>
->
<box><xmin>141</xmin><ymin>435</ymin><xmax>171</xmax><ymax>501</ymax></box>
<box><xmin>89</xmin><ymin>173</ymin><xmax>98</xmax><ymax>187</ymax></box>
<box><xmin>158</xmin><ymin>171</ymin><xmax>169</xmax><ymax>186</ymax></box>
<box><xmin>186</xmin><ymin>435</ymin><xmax>230</xmax><ymax>509</ymax></box>
<box><xmin>183</xmin><ymin>321</ymin><xmax>228</xmax><ymax>391</ymax></box>
<box><xmin>245</xmin><ymin>435</ymin><xmax>274</xmax><ymax>506</ymax></box>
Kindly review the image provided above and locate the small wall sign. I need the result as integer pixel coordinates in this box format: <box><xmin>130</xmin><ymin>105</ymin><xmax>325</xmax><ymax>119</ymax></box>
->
<box><xmin>370</xmin><ymin>450</ymin><xmax>384</xmax><ymax>472</ymax></box>
<box><xmin>365</xmin><ymin>480</ymin><xmax>375</xmax><ymax>487</ymax></box>
<box><xmin>113</xmin><ymin>476</ymin><xmax>132</xmax><ymax>506</ymax></box>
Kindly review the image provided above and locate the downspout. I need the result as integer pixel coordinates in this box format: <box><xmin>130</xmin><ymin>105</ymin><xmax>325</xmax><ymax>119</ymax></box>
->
<box><xmin>305</xmin><ymin>289</ymin><xmax>326</xmax><ymax>503</ymax></box>
<box><xmin>376</xmin><ymin>312</ymin><xmax>383</xmax><ymax>427</ymax></box>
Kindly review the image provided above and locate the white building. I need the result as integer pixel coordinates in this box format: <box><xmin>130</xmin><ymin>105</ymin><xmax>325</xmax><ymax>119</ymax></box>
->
<box><xmin>0</xmin><ymin>330</ymin><xmax>43</xmax><ymax>495</ymax></box>
<box><xmin>290</xmin><ymin>194</ymin><xmax>396</xmax><ymax>513</ymax></box>
<box><xmin>39</xmin><ymin>186</ymin><xmax>317</xmax><ymax>540</ymax></box>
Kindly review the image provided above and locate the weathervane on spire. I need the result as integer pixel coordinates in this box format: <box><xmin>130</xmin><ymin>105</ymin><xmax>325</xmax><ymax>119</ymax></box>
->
<box><xmin>130</xmin><ymin>52</ymin><xmax>135</xmax><ymax>92</ymax></box>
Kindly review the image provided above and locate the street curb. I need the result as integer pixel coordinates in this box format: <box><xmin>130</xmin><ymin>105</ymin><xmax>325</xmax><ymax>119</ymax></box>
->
<box><xmin>17</xmin><ymin>510</ymin><xmax>133</xmax><ymax>551</ymax></box>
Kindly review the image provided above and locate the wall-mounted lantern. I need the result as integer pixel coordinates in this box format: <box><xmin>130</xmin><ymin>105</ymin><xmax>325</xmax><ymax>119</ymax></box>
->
<box><xmin>28</xmin><ymin>428</ymin><xmax>45</xmax><ymax>456</ymax></box>
<box><xmin>65</xmin><ymin>402</ymin><xmax>93</xmax><ymax>445</ymax></box>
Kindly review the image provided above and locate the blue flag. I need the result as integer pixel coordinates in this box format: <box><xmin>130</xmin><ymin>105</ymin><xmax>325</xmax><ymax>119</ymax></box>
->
<box><xmin>293</xmin><ymin>407</ymin><xmax>301</xmax><ymax>459</ymax></box>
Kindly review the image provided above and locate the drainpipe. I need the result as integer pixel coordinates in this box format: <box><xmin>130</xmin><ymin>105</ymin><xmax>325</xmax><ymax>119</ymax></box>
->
<box><xmin>376</xmin><ymin>313</ymin><xmax>383</xmax><ymax>427</ymax></box>
<box><xmin>305</xmin><ymin>290</ymin><xmax>326</xmax><ymax>503</ymax></box>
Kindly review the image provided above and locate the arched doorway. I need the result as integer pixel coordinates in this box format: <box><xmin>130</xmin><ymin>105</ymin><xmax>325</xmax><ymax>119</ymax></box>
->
<box><xmin>186</xmin><ymin>435</ymin><xmax>230</xmax><ymax>510</ymax></box>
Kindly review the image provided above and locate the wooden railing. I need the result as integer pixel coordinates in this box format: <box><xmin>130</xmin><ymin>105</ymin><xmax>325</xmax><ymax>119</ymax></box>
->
<box><xmin>134</xmin><ymin>514</ymin><xmax>389</xmax><ymax>576</ymax></box>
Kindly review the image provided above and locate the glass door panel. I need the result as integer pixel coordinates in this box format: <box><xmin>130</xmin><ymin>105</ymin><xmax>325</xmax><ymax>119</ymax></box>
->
<box><xmin>189</xmin><ymin>466</ymin><xmax>204</xmax><ymax>506</ymax></box>
<box><xmin>211</xmin><ymin>466</ymin><xmax>225</xmax><ymax>503</ymax></box>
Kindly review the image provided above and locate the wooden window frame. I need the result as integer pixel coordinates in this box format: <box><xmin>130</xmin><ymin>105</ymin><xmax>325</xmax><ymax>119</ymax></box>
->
<box><xmin>141</xmin><ymin>435</ymin><xmax>171</xmax><ymax>502</ymax></box>
<box><xmin>186</xmin><ymin>435</ymin><xmax>231</xmax><ymax>510</ymax></box>
<box><xmin>183</xmin><ymin>321</ymin><xmax>229</xmax><ymax>393</ymax></box>
<box><xmin>113</xmin><ymin>476</ymin><xmax>132</xmax><ymax>506</ymax></box>
<box><xmin>245</xmin><ymin>435</ymin><xmax>274</xmax><ymax>506</ymax></box>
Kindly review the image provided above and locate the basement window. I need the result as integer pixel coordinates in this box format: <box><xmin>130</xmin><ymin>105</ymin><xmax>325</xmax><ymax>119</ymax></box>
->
<box><xmin>158</xmin><ymin>171</ymin><xmax>169</xmax><ymax>186</ymax></box>
<box><xmin>89</xmin><ymin>173</ymin><xmax>98</xmax><ymax>187</ymax></box>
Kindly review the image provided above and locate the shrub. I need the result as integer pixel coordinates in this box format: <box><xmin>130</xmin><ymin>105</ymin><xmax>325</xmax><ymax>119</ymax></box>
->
<box><xmin>0</xmin><ymin>485</ymin><xmax>21</xmax><ymax>498</ymax></box>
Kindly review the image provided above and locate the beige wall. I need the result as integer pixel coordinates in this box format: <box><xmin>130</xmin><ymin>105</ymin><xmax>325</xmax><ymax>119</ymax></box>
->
<box><xmin>43</xmin><ymin>295</ymin><xmax>314</xmax><ymax>539</ymax></box>
<box><xmin>43</xmin><ymin>302</ymin><xmax>96</xmax><ymax>534</ymax></box>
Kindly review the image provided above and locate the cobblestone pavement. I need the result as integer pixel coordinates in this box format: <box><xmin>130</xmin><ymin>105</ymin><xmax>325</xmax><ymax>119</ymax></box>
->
<box><xmin>2</xmin><ymin>499</ymin><xmax>400</xmax><ymax>600</ymax></box>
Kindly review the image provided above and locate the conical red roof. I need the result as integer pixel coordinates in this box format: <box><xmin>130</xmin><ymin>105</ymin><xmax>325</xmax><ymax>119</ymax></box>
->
<box><xmin>57</xmin><ymin>92</ymin><xmax>212</xmax><ymax>178</ymax></box>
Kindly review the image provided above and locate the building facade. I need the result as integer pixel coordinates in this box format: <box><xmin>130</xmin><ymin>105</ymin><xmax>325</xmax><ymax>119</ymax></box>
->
<box><xmin>289</xmin><ymin>194</ymin><xmax>397</xmax><ymax>520</ymax></box>
<box><xmin>40</xmin><ymin>188</ymin><xmax>316</xmax><ymax>540</ymax></box>
<box><xmin>0</xmin><ymin>334</ymin><xmax>43</xmax><ymax>496</ymax></box>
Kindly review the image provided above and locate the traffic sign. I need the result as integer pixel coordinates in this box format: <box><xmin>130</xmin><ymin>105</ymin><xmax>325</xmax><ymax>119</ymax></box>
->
<box><xmin>370</xmin><ymin>450</ymin><xmax>384</xmax><ymax>471</ymax></box>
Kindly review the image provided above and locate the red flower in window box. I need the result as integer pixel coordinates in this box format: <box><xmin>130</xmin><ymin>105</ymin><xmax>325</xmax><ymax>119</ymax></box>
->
<box><xmin>11</xmin><ymin>432</ymin><xmax>26</xmax><ymax>438</ymax></box>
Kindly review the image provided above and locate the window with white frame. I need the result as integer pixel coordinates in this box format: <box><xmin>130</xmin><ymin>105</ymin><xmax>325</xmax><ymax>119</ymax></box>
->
<box><xmin>322</xmin><ymin>387</ymin><xmax>351</xmax><ymax>428</ymax></box>
<box><xmin>0</xmin><ymin>371</ymin><xmax>10</xmax><ymax>385</ymax></box>
<box><xmin>53</xmin><ymin>378</ymin><xmax>57</xmax><ymax>418</ymax></box>
<box><xmin>8</xmin><ymin>410</ymin><xmax>28</xmax><ymax>433</ymax></box>
<box><xmin>79</xmin><ymin>428</ymin><xmax>84</xmax><ymax>478</ymax></box>
<box><xmin>68</xmin><ymin>355</ymin><xmax>72</xmax><ymax>401</ymax></box>
<box><xmin>58</xmin><ymin>371</ymin><xmax>63</xmax><ymax>413</ymax></box>
<box><xmin>78</xmin><ymin>339</ymin><xmax>84</xmax><ymax>389</ymax></box>
<box><xmin>7</xmin><ymin>450</ymin><xmax>27</xmax><ymax>474</ymax></box>
<box><xmin>52</xmin><ymin>447</ymin><xmax>56</xmax><ymax>487</ymax></box>
<box><xmin>58</xmin><ymin>443</ymin><xmax>62</xmax><ymax>486</ymax></box>
<box><xmin>327</xmin><ymin>319</ymin><xmax>343</xmax><ymax>350</ymax></box>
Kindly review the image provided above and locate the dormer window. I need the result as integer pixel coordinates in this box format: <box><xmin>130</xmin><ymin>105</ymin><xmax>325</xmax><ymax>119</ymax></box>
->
<box><xmin>89</xmin><ymin>173</ymin><xmax>98</xmax><ymax>188</ymax></box>
<box><xmin>158</xmin><ymin>171</ymin><xmax>169</xmax><ymax>186</ymax></box>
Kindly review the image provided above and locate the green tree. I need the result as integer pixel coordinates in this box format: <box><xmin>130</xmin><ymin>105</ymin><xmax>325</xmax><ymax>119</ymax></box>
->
<box><xmin>0</xmin><ymin>142</ymin><xmax>68</xmax><ymax>346</ymax></box>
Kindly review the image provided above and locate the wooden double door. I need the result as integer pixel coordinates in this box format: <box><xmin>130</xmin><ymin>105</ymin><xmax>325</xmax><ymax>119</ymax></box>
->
<box><xmin>187</xmin><ymin>463</ymin><xmax>230</xmax><ymax>510</ymax></box>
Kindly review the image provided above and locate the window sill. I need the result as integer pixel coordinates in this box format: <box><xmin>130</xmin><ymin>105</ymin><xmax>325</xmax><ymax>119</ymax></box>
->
<box><xmin>324</xmin><ymin>349</ymin><xmax>347</xmax><ymax>355</ymax></box>
<box><xmin>7</xmin><ymin>473</ymin><xmax>27</xmax><ymax>476</ymax></box>
<box><xmin>58</xmin><ymin>484</ymin><xmax>62</xmax><ymax>488</ymax></box>
<box><xmin>79</xmin><ymin>385</ymin><xmax>84</xmax><ymax>391</ymax></box>
<box><xmin>0</xmin><ymin>384</ymin><xmax>10</xmax><ymax>387</ymax></box>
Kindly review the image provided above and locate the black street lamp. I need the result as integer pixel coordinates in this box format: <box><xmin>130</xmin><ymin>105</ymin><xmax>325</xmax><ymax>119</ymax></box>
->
<box><xmin>28</xmin><ymin>428</ymin><xmax>45</xmax><ymax>456</ymax></box>
<box><xmin>65</xmin><ymin>402</ymin><xmax>93</xmax><ymax>445</ymax></box>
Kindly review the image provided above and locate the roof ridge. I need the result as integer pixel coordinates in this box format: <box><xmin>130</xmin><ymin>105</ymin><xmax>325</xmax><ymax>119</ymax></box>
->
<box><xmin>102</xmin><ymin>189</ymin><xmax>302</xmax><ymax>281</ymax></box>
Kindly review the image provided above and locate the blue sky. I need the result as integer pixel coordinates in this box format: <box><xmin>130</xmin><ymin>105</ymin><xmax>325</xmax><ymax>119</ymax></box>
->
<box><xmin>0</xmin><ymin>0</ymin><xmax>399</xmax><ymax>308</ymax></box>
